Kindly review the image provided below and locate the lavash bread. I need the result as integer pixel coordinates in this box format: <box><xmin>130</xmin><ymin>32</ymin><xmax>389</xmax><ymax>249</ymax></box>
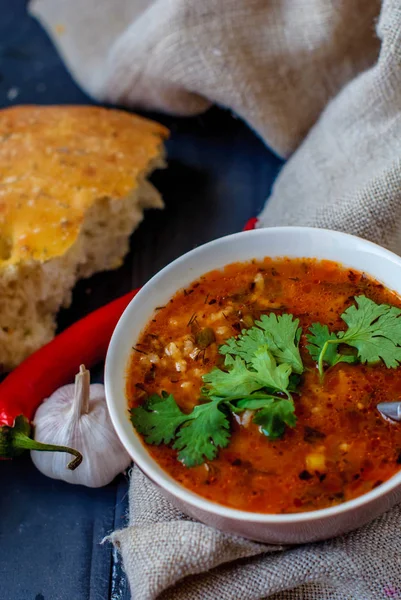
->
<box><xmin>0</xmin><ymin>105</ymin><xmax>168</xmax><ymax>371</ymax></box>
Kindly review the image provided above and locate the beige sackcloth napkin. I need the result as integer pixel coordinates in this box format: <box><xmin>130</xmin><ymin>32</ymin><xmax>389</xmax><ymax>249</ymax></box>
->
<box><xmin>29</xmin><ymin>0</ymin><xmax>401</xmax><ymax>598</ymax></box>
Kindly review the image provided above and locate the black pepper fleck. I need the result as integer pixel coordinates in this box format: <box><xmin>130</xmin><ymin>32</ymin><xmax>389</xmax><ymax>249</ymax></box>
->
<box><xmin>298</xmin><ymin>470</ymin><xmax>313</xmax><ymax>481</ymax></box>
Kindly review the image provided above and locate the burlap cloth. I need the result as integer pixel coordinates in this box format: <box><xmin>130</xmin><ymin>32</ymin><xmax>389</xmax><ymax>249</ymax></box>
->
<box><xmin>29</xmin><ymin>0</ymin><xmax>401</xmax><ymax>598</ymax></box>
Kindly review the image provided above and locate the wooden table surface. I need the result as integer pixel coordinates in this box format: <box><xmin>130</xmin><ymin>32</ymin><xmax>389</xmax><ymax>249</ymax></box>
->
<box><xmin>0</xmin><ymin>2</ymin><xmax>284</xmax><ymax>598</ymax></box>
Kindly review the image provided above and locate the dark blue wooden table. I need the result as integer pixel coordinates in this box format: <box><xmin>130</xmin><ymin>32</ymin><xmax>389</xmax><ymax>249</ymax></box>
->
<box><xmin>0</xmin><ymin>2</ymin><xmax>283</xmax><ymax>598</ymax></box>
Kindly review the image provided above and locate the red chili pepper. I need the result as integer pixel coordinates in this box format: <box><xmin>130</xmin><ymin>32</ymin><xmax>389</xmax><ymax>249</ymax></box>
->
<box><xmin>243</xmin><ymin>217</ymin><xmax>258</xmax><ymax>231</ymax></box>
<box><xmin>0</xmin><ymin>289</ymin><xmax>139</xmax><ymax>464</ymax></box>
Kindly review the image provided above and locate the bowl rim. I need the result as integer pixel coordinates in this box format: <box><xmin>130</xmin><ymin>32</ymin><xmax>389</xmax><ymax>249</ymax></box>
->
<box><xmin>105</xmin><ymin>226</ymin><xmax>401</xmax><ymax>524</ymax></box>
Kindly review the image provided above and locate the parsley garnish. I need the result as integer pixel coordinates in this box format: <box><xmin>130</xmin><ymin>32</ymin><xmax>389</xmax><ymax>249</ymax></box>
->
<box><xmin>307</xmin><ymin>295</ymin><xmax>401</xmax><ymax>377</ymax></box>
<box><xmin>131</xmin><ymin>313</ymin><xmax>303</xmax><ymax>466</ymax></box>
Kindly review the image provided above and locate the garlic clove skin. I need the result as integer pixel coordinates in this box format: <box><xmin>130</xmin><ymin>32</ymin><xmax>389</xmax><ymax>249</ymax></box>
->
<box><xmin>31</xmin><ymin>366</ymin><xmax>132</xmax><ymax>488</ymax></box>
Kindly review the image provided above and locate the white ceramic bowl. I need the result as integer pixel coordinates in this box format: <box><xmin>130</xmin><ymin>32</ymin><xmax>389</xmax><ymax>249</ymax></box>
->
<box><xmin>105</xmin><ymin>227</ymin><xmax>401</xmax><ymax>544</ymax></box>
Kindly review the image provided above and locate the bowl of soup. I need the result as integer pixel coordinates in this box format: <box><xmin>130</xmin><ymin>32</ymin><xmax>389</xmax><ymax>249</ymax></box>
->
<box><xmin>105</xmin><ymin>227</ymin><xmax>401</xmax><ymax>544</ymax></box>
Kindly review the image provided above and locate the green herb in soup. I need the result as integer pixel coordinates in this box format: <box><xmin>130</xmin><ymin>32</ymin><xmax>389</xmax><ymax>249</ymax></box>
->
<box><xmin>307</xmin><ymin>295</ymin><xmax>401</xmax><ymax>377</ymax></box>
<box><xmin>127</xmin><ymin>258</ymin><xmax>401</xmax><ymax>513</ymax></box>
<box><xmin>133</xmin><ymin>312</ymin><xmax>304</xmax><ymax>465</ymax></box>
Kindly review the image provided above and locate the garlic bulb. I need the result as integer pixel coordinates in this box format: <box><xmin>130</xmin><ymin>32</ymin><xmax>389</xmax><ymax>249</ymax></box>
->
<box><xmin>31</xmin><ymin>365</ymin><xmax>131</xmax><ymax>487</ymax></box>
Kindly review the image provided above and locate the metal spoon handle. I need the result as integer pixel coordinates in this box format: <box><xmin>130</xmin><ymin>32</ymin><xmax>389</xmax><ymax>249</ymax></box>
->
<box><xmin>377</xmin><ymin>401</ymin><xmax>401</xmax><ymax>422</ymax></box>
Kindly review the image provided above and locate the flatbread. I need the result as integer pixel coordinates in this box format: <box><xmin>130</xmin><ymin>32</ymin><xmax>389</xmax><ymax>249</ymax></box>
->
<box><xmin>0</xmin><ymin>105</ymin><xmax>168</xmax><ymax>265</ymax></box>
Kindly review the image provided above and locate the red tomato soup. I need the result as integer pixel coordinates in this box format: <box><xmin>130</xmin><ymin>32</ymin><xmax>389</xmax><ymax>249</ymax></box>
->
<box><xmin>127</xmin><ymin>258</ymin><xmax>401</xmax><ymax>513</ymax></box>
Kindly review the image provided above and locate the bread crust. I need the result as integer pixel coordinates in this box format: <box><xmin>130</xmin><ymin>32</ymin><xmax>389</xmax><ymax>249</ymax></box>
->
<box><xmin>0</xmin><ymin>105</ymin><xmax>168</xmax><ymax>265</ymax></box>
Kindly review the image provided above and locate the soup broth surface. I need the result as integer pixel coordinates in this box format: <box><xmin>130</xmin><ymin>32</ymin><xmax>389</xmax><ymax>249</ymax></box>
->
<box><xmin>127</xmin><ymin>258</ymin><xmax>401</xmax><ymax>513</ymax></box>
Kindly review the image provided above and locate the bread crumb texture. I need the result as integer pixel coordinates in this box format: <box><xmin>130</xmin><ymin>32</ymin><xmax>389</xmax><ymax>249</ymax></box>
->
<box><xmin>0</xmin><ymin>105</ymin><xmax>168</xmax><ymax>370</ymax></box>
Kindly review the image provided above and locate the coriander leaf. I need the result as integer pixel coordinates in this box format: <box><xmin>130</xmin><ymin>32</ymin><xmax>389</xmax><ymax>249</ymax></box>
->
<box><xmin>219</xmin><ymin>313</ymin><xmax>303</xmax><ymax>374</ymax></box>
<box><xmin>173</xmin><ymin>399</ymin><xmax>230</xmax><ymax>466</ymax></box>
<box><xmin>255</xmin><ymin>313</ymin><xmax>303</xmax><ymax>373</ymax></box>
<box><xmin>202</xmin><ymin>355</ymin><xmax>262</xmax><ymax>398</ymax></box>
<box><xmin>339</xmin><ymin>296</ymin><xmax>401</xmax><ymax>367</ymax></box>
<box><xmin>203</xmin><ymin>348</ymin><xmax>291</xmax><ymax>399</ymax></box>
<box><xmin>227</xmin><ymin>391</ymin><xmax>284</xmax><ymax>413</ymax></box>
<box><xmin>231</xmin><ymin>392</ymin><xmax>297</xmax><ymax>439</ymax></box>
<box><xmin>219</xmin><ymin>326</ymin><xmax>267</xmax><ymax>364</ymax></box>
<box><xmin>288</xmin><ymin>373</ymin><xmax>302</xmax><ymax>392</ymax></box>
<box><xmin>308</xmin><ymin>296</ymin><xmax>401</xmax><ymax>376</ymax></box>
<box><xmin>253</xmin><ymin>398</ymin><xmax>297</xmax><ymax>439</ymax></box>
<box><xmin>307</xmin><ymin>323</ymin><xmax>356</xmax><ymax>370</ymax></box>
<box><xmin>307</xmin><ymin>323</ymin><xmax>338</xmax><ymax>363</ymax></box>
<box><xmin>250</xmin><ymin>347</ymin><xmax>291</xmax><ymax>395</ymax></box>
<box><xmin>131</xmin><ymin>394</ymin><xmax>189</xmax><ymax>445</ymax></box>
<box><xmin>234</xmin><ymin>395</ymin><xmax>281</xmax><ymax>411</ymax></box>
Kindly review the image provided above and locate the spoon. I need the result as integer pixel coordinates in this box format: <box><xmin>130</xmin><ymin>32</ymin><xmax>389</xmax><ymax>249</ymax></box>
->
<box><xmin>377</xmin><ymin>401</ymin><xmax>401</xmax><ymax>422</ymax></box>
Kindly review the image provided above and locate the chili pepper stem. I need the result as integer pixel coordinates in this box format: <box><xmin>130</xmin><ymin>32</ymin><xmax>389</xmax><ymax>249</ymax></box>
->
<box><xmin>12</xmin><ymin>430</ymin><xmax>83</xmax><ymax>470</ymax></box>
<box><xmin>0</xmin><ymin>415</ymin><xmax>83</xmax><ymax>470</ymax></box>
